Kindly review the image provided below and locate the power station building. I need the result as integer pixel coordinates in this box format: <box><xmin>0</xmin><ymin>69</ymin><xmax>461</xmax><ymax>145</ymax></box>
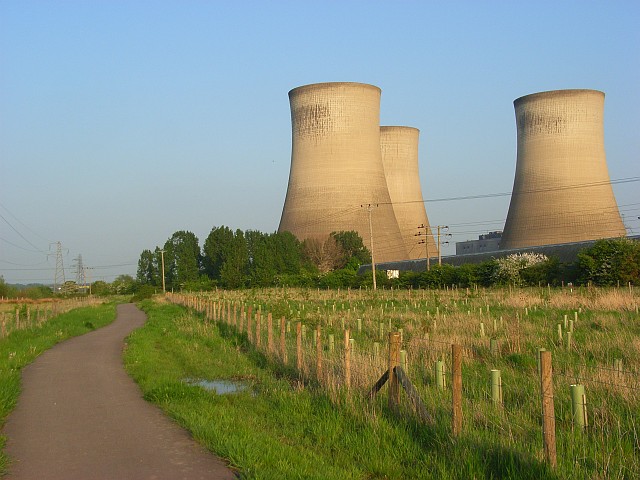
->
<box><xmin>501</xmin><ymin>89</ymin><xmax>626</xmax><ymax>249</ymax></box>
<box><xmin>380</xmin><ymin>126</ymin><xmax>436</xmax><ymax>259</ymax></box>
<box><xmin>278</xmin><ymin>82</ymin><xmax>408</xmax><ymax>262</ymax></box>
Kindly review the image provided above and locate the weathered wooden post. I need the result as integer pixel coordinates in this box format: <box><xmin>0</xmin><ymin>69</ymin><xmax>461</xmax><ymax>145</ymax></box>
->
<box><xmin>267</xmin><ymin>313</ymin><xmax>274</xmax><ymax>353</ymax></box>
<box><xmin>296</xmin><ymin>322</ymin><xmax>302</xmax><ymax>372</ymax></box>
<box><xmin>389</xmin><ymin>332</ymin><xmax>401</xmax><ymax>410</ymax></box>
<box><xmin>537</xmin><ymin>348</ymin><xmax>546</xmax><ymax>376</ymax></box>
<box><xmin>452</xmin><ymin>344</ymin><xmax>463</xmax><ymax>436</ymax></box>
<box><xmin>316</xmin><ymin>325</ymin><xmax>323</xmax><ymax>383</ymax></box>
<box><xmin>539</xmin><ymin>351</ymin><xmax>557</xmax><ymax>468</ymax></box>
<box><xmin>570</xmin><ymin>384</ymin><xmax>587</xmax><ymax>431</ymax></box>
<box><xmin>256</xmin><ymin>311</ymin><xmax>262</xmax><ymax>348</ymax></box>
<box><xmin>280</xmin><ymin>316</ymin><xmax>287</xmax><ymax>363</ymax></box>
<box><xmin>614</xmin><ymin>358</ymin><xmax>623</xmax><ymax>379</ymax></box>
<box><xmin>344</xmin><ymin>329</ymin><xmax>351</xmax><ymax>390</ymax></box>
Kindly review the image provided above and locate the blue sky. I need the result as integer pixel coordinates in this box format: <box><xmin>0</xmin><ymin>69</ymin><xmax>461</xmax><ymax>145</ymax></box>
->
<box><xmin>1</xmin><ymin>1</ymin><xmax>639</xmax><ymax>284</ymax></box>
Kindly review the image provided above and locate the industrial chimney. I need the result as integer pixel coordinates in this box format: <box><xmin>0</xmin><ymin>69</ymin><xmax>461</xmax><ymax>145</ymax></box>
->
<box><xmin>380</xmin><ymin>126</ymin><xmax>437</xmax><ymax>260</ymax></box>
<box><xmin>501</xmin><ymin>89</ymin><xmax>626</xmax><ymax>249</ymax></box>
<box><xmin>278</xmin><ymin>82</ymin><xmax>408</xmax><ymax>262</ymax></box>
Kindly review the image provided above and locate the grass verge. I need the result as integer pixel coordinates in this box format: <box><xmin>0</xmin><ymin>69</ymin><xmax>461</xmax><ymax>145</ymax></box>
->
<box><xmin>125</xmin><ymin>300</ymin><xmax>559</xmax><ymax>479</ymax></box>
<box><xmin>0</xmin><ymin>302</ymin><xmax>118</xmax><ymax>475</ymax></box>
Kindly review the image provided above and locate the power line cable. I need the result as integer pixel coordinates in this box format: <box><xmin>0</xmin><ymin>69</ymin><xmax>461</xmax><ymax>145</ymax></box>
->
<box><xmin>378</xmin><ymin>176</ymin><xmax>640</xmax><ymax>206</ymax></box>
<box><xmin>0</xmin><ymin>213</ymin><xmax>47</xmax><ymax>253</ymax></box>
<box><xmin>0</xmin><ymin>202</ymin><xmax>52</xmax><ymax>244</ymax></box>
<box><xmin>0</xmin><ymin>236</ymin><xmax>45</xmax><ymax>254</ymax></box>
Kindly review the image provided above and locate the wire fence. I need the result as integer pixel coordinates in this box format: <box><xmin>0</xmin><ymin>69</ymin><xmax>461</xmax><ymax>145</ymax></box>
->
<box><xmin>168</xmin><ymin>290</ymin><xmax>640</xmax><ymax>476</ymax></box>
<box><xmin>0</xmin><ymin>297</ymin><xmax>104</xmax><ymax>338</ymax></box>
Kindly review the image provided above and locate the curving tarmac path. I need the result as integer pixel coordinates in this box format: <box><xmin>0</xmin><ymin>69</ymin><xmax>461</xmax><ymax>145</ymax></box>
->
<box><xmin>2</xmin><ymin>303</ymin><xmax>236</xmax><ymax>480</ymax></box>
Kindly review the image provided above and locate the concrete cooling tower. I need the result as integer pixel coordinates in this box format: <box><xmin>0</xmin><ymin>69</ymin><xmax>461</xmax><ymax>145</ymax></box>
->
<box><xmin>501</xmin><ymin>89</ymin><xmax>626</xmax><ymax>249</ymax></box>
<box><xmin>380</xmin><ymin>126</ymin><xmax>437</xmax><ymax>260</ymax></box>
<box><xmin>278</xmin><ymin>82</ymin><xmax>408</xmax><ymax>262</ymax></box>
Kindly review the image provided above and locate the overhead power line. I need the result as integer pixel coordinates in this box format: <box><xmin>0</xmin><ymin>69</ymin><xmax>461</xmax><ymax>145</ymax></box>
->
<box><xmin>0</xmin><ymin>202</ymin><xmax>52</xmax><ymax>244</ymax></box>
<box><xmin>377</xmin><ymin>176</ymin><xmax>640</xmax><ymax>206</ymax></box>
<box><xmin>0</xmin><ymin>213</ymin><xmax>47</xmax><ymax>254</ymax></box>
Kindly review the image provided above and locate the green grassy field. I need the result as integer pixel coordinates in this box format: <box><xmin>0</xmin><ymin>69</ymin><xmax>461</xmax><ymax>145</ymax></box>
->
<box><xmin>126</xmin><ymin>287</ymin><xmax>640</xmax><ymax>479</ymax></box>
<box><xmin>0</xmin><ymin>301</ymin><xmax>117</xmax><ymax>474</ymax></box>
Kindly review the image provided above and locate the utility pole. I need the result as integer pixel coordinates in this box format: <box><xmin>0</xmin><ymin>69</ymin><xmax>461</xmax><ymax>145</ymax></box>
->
<box><xmin>160</xmin><ymin>249</ymin><xmax>166</xmax><ymax>293</ymax></box>
<box><xmin>436</xmin><ymin>225</ymin><xmax>450</xmax><ymax>266</ymax></box>
<box><xmin>85</xmin><ymin>267</ymin><xmax>93</xmax><ymax>295</ymax></box>
<box><xmin>416</xmin><ymin>224</ymin><xmax>432</xmax><ymax>271</ymax></box>
<box><xmin>362</xmin><ymin>204</ymin><xmax>378</xmax><ymax>291</ymax></box>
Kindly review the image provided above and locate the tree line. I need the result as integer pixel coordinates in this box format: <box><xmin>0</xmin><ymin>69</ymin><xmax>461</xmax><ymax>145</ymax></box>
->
<box><xmin>1</xmin><ymin>236</ymin><xmax>635</xmax><ymax>300</ymax></box>
<box><xmin>137</xmin><ymin>228</ymin><xmax>639</xmax><ymax>292</ymax></box>
<box><xmin>136</xmin><ymin>228</ymin><xmax>371</xmax><ymax>291</ymax></box>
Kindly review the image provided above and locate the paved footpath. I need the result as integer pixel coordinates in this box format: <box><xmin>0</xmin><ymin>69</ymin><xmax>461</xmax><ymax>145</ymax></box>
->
<box><xmin>2</xmin><ymin>303</ymin><xmax>237</xmax><ymax>479</ymax></box>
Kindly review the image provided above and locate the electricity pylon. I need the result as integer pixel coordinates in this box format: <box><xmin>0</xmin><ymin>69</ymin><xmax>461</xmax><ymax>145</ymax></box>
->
<box><xmin>50</xmin><ymin>241</ymin><xmax>66</xmax><ymax>292</ymax></box>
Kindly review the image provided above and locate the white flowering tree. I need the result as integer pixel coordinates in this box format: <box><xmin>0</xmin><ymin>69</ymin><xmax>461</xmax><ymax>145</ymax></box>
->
<box><xmin>493</xmin><ymin>252</ymin><xmax>549</xmax><ymax>286</ymax></box>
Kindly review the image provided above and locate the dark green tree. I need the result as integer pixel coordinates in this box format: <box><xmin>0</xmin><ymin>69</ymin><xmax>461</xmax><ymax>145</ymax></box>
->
<box><xmin>246</xmin><ymin>231</ymin><xmax>275</xmax><ymax>286</ymax></box>
<box><xmin>163</xmin><ymin>231</ymin><xmax>201</xmax><ymax>290</ymax></box>
<box><xmin>577</xmin><ymin>238</ymin><xmax>640</xmax><ymax>286</ymax></box>
<box><xmin>331</xmin><ymin>231</ymin><xmax>371</xmax><ymax>269</ymax></box>
<box><xmin>202</xmin><ymin>226</ymin><xmax>235</xmax><ymax>280</ymax></box>
<box><xmin>136</xmin><ymin>249</ymin><xmax>159</xmax><ymax>285</ymax></box>
<box><xmin>220</xmin><ymin>229</ymin><xmax>249</xmax><ymax>288</ymax></box>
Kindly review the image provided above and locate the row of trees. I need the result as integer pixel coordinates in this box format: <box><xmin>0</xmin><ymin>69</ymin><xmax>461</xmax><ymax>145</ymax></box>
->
<box><xmin>136</xmin><ymin>232</ymin><xmax>639</xmax><ymax>291</ymax></box>
<box><xmin>379</xmin><ymin>238</ymin><xmax>640</xmax><ymax>289</ymax></box>
<box><xmin>136</xmin><ymin>228</ymin><xmax>371</xmax><ymax>290</ymax></box>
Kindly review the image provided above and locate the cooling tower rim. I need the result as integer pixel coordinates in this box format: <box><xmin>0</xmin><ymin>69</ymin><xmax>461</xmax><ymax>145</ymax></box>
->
<box><xmin>289</xmin><ymin>82</ymin><xmax>381</xmax><ymax>97</ymax></box>
<box><xmin>380</xmin><ymin>126</ymin><xmax>420</xmax><ymax>134</ymax></box>
<box><xmin>514</xmin><ymin>89</ymin><xmax>604</xmax><ymax>106</ymax></box>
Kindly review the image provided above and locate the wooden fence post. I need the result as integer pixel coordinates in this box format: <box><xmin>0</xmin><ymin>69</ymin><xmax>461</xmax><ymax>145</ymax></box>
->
<box><xmin>256</xmin><ymin>311</ymin><xmax>262</xmax><ymax>348</ymax></box>
<box><xmin>389</xmin><ymin>332</ymin><xmax>401</xmax><ymax>410</ymax></box>
<box><xmin>540</xmin><ymin>351</ymin><xmax>557</xmax><ymax>468</ymax></box>
<box><xmin>267</xmin><ymin>313</ymin><xmax>274</xmax><ymax>354</ymax></box>
<box><xmin>452</xmin><ymin>344</ymin><xmax>463</xmax><ymax>437</ymax></box>
<box><xmin>344</xmin><ymin>329</ymin><xmax>351</xmax><ymax>390</ymax></box>
<box><xmin>316</xmin><ymin>325</ymin><xmax>323</xmax><ymax>383</ymax></box>
<box><xmin>296</xmin><ymin>322</ymin><xmax>302</xmax><ymax>372</ymax></box>
<box><xmin>280</xmin><ymin>316</ymin><xmax>287</xmax><ymax>363</ymax></box>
